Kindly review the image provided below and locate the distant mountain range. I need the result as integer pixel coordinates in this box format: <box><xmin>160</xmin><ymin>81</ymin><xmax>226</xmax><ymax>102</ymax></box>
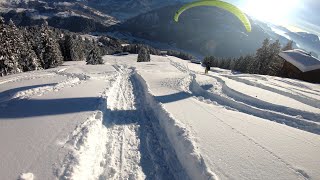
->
<box><xmin>0</xmin><ymin>0</ymin><xmax>191</xmax><ymax>20</ymax></box>
<box><xmin>0</xmin><ymin>0</ymin><xmax>319</xmax><ymax>58</ymax></box>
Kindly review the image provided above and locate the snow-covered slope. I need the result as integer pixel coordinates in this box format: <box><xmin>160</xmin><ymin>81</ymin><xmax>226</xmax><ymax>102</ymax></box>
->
<box><xmin>0</xmin><ymin>55</ymin><xmax>319</xmax><ymax>179</ymax></box>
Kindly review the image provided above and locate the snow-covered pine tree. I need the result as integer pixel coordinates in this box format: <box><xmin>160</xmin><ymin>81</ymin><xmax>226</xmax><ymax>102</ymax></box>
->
<box><xmin>64</xmin><ymin>34</ymin><xmax>85</xmax><ymax>61</ymax></box>
<box><xmin>84</xmin><ymin>37</ymin><xmax>94</xmax><ymax>57</ymax></box>
<box><xmin>40</xmin><ymin>21</ymin><xmax>63</xmax><ymax>69</ymax></box>
<box><xmin>282</xmin><ymin>41</ymin><xmax>294</xmax><ymax>51</ymax></box>
<box><xmin>86</xmin><ymin>47</ymin><xmax>103</xmax><ymax>65</ymax></box>
<box><xmin>266</xmin><ymin>40</ymin><xmax>283</xmax><ymax>75</ymax></box>
<box><xmin>43</xmin><ymin>37</ymin><xmax>64</xmax><ymax>68</ymax></box>
<box><xmin>137</xmin><ymin>47</ymin><xmax>150</xmax><ymax>62</ymax></box>
<box><xmin>244</xmin><ymin>55</ymin><xmax>257</xmax><ymax>74</ymax></box>
<box><xmin>17</xmin><ymin>27</ymin><xmax>42</xmax><ymax>72</ymax></box>
<box><xmin>255</xmin><ymin>38</ymin><xmax>271</xmax><ymax>74</ymax></box>
<box><xmin>0</xmin><ymin>18</ymin><xmax>22</xmax><ymax>76</ymax></box>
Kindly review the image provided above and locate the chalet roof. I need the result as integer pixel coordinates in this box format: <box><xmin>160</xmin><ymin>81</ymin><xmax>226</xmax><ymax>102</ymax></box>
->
<box><xmin>279</xmin><ymin>49</ymin><xmax>320</xmax><ymax>72</ymax></box>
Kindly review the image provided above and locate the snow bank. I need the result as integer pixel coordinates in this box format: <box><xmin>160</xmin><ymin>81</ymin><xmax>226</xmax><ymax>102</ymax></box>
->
<box><xmin>133</xmin><ymin>72</ymin><xmax>217</xmax><ymax>180</ymax></box>
<box><xmin>18</xmin><ymin>173</ymin><xmax>34</xmax><ymax>180</ymax></box>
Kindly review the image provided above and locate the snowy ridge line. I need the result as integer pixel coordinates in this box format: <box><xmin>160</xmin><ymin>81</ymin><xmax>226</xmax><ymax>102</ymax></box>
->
<box><xmin>133</xmin><ymin>72</ymin><xmax>217</xmax><ymax>180</ymax></box>
<box><xmin>189</xmin><ymin>75</ymin><xmax>320</xmax><ymax>135</ymax></box>
<box><xmin>0</xmin><ymin>73</ymin><xmax>55</xmax><ymax>85</ymax></box>
<box><xmin>209</xmin><ymin>75</ymin><xmax>320</xmax><ymax>122</ymax></box>
<box><xmin>224</xmin><ymin>75</ymin><xmax>320</xmax><ymax>109</ymax></box>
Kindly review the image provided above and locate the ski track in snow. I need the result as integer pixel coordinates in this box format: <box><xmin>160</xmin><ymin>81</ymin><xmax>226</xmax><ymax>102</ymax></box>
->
<box><xmin>58</xmin><ymin>65</ymin><xmax>189</xmax><ymax>180</ymax></box>
<box><xmin>208</xmin><ymin>75</ymin><xmax>320</xmax><ymax>122</ymax></box>
<box><xmin>190</xmin><ymin>97</ymin><xmax>310</xmax><ymax>179</ymax></box>
<box><xmin>0</xmin><ymin>68</ymin><xmax>93</xmax><ymax>104</ymax></box>
<box><xmin>2</xmin><ymin>56</ymin><xmax>319</xmax><ymax>180</ymax></box>
<box><xmin>168</xmin><ymin>58</ymin><xmax>316</xmax><ymax>179</ymax></box>
<box><xmin>168</xmin><ymin>58</ymin><xmax>320</xmax><ymax>135</ymax></box>
<box><xmin>0</xmin><ymin>72</ymin><xmax>55</xmax><ymax>85</ymax></box>
<box><xmin>224</xmin><ymin>75</ymin><xmax>320</xmax><ymax>109</ymax></box>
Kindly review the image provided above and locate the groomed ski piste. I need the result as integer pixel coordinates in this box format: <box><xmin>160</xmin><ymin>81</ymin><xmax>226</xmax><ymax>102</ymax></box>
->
<box><xmin>0</xmin><ymin>55</ymin><xmax>319</xmax><ymax>180</ymax></box>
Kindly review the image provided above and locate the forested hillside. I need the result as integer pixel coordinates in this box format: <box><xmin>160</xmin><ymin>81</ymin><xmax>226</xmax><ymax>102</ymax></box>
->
<box><xmin>203</xmin><ymin>39</ymin><xmax>294</xmax><ymax>77</ymax></box>
<box><xmin>0</xmin><ymin>17</ymin><xmax>123</xmax><ymax>76</ymax></box>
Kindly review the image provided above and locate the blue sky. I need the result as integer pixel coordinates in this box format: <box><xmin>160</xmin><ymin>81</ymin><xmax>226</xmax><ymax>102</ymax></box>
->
<box><xmin>225</xmin><ymin>0</ymin><xmax>320</xmax><ymax>36</ymax></box>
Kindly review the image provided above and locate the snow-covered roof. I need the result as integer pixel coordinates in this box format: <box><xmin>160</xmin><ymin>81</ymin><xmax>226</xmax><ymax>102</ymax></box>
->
<box><xmin>279</xmin><ymin>49</ymin><xmax>320</xmax><ymax>72</ymax></box>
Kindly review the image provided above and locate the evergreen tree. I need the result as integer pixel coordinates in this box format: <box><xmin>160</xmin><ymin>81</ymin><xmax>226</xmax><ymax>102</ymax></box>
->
<box><xmin>0</xmin><ymin>18</ymin><xmax>21</xmax><ymax>76</ymax></box>
<box><xmin>255</xmin><ymin>38</ymin><xmax>270</xmax><ymax>74</ymax></box>
<box><xmin>229</xmin><ymin>59</ymin><xmax>236</xmax><ymax>70</ymax></box>
<box><xmin>245</xmin><ymin>55</ymin><xmax>257</xmax><ymax>74</ymax></box>
<box><xmin>282</xmin><ymin>41</ymin><xmax>294</xmax><ymax>51</ymax></box>
<box><xmin>266</xmin><ymin>40</ymin><xmax>283</xmax><ymax>75</ymax></box>
<box><xmin>64</xmin><ymin>34</ymin><xmax>85</xmax><ymax>61</ymax></box>
<box><xmin>137</xmin><ymin>47</ymin><xmax>151</xmax><ymax>62</ymax></box>
<box><xmin>86</xmin><ymin>47</ymin><xmax>103</xmax><ymax>65</ymax></box>
<box><xmin>84</xmin><ymin>37</ymin><xmax>94</xmax><ymax>57</ymax></box>
<box><xmin>43</xmin><ymin>37</ymin><xmax>64</xmax><ymax>68</ymax></box>
<box><xmin>18</xmin><ymin>28</ymin><xmax>42</xmax><ymax>72</ymax></box>
<box><xmin>40</xmin><ymin>21</ymin><xmax>63</xmax><ymax>69</ymax></box>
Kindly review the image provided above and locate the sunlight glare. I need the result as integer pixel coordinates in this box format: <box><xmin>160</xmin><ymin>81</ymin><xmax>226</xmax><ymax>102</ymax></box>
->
<box><xmin>241</xmin><ymin>0</ymin><xmax>300</xmax><ymax>25</ymax></box>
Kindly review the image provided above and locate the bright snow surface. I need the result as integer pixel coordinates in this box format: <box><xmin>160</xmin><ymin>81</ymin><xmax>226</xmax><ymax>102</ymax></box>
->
<box><xmin>0</xmin><ymin>55</ymin><xmax>319</xmax><ymax>180</ymax></box>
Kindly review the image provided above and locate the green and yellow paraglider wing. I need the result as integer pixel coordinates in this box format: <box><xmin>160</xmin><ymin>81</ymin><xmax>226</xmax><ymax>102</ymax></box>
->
<box><xmin>174</xmin><ymin>0</ymin><xmax>252</xmax><ymax>32</ymax></box>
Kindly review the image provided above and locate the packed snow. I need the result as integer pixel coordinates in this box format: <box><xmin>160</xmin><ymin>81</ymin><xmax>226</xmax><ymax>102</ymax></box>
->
<box><xmin>0</xmin><ymin>55</ymin><xmax>319</xmax><ymax>180</ymax></box>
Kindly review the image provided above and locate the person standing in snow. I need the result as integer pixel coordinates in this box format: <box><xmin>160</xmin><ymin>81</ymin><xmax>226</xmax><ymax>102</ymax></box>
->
<box><xmin>205</xmin><ymin>64</ymin><xmax>210</xmax><ymax>74</ymax></box>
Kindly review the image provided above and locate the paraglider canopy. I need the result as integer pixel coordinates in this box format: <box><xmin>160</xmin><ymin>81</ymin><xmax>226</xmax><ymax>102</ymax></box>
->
<box><xmin>174</xmin><ymin>0</ymin><xmax>252</xmax><ymax>32</ymax></box>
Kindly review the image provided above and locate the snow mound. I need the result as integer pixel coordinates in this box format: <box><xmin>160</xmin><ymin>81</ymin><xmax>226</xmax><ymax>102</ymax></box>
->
<box><xmin>18</xmin><ymin>173</ymin><xmax>34</xmax><ymax>180</ymax></box>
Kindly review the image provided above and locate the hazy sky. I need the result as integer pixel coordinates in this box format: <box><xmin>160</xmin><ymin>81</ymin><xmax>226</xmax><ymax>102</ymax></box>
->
<box><xmin>225</xmin><ymin>0</ymin><xmax>320</xmax><ymax>36</ymax></box>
